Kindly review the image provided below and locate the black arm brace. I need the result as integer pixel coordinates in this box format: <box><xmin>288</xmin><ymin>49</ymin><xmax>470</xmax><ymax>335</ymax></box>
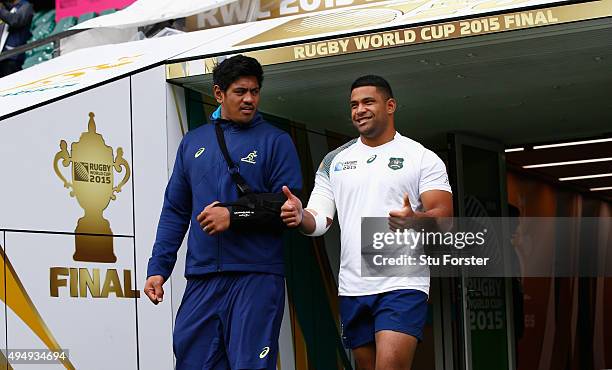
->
<box><xmin>215</xmin><ymin>191</ymin><xmax>296</xmax><ymax>232</ymax></box>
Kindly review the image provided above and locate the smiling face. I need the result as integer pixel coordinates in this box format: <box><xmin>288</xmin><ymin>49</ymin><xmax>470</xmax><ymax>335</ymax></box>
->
<box><xmin>350</xmin><ymin>86</ymin><xmax>396</xmax><ymax>139</ymax></box>
<box><xmin>214</xmin><ymin>76</ymin><xmax>260</xmax><ymax>124</ymax></box>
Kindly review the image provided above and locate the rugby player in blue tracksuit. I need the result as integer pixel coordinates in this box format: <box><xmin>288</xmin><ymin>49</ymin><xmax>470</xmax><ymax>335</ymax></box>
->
<box><xmin>144</xmin><ymin>55</ymin><xmax>302</xmax><ymax>370</ymax></box>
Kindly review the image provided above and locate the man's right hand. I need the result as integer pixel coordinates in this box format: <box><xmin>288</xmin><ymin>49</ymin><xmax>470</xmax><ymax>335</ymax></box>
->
<box><xmin>144</xmin><ymin>275</ymin><xmax>165</xmax><ymax>305</ymax></box>
<box><xmin>281</xmin><ymin>186</ymin><xmax>303</xmax><ymax>228</ymax></box>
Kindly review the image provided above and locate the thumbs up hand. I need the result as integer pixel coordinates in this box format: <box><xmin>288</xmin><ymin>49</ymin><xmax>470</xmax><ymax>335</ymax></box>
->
<box><xmin>281</xmin><ymin>186</ymin><xmax>303</xmax><ymax>228</ymax></box>
<box><xmin>388</xmin><ymin>193</ymin><xmax>418</xmax><ymax>231</ymax></box>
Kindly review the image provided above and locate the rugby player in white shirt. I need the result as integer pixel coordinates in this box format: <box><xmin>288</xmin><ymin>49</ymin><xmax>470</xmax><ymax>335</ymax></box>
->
<box><xmin>281</xmin><ymin>75</ymin><xmax>453</xmax><ymax>370</ymax></box>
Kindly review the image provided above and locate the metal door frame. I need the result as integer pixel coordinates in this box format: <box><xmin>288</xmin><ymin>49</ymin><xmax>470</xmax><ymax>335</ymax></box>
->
<box><xmin>446</xmin><ymin>133</ymin><xmax>516</xmax><ymax>370</ymax></box>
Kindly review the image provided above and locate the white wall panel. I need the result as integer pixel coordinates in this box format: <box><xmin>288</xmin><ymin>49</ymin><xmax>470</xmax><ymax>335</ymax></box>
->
<box><xmin>0</xmin><ymin>79</ymin><xmax>134</xmax><ymax>237</ymax></box>
<box><xmin>4</xmin><ymin>232</ymin><xmax>137</xmax><ymax>370</ymax></box>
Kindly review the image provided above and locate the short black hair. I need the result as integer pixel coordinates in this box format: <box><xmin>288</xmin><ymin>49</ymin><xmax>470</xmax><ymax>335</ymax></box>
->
<box><xmin>213</xmin><ymin>55</ymin><xmax>264</xmax><ymax>92</ymax></box>
<box><xmin>351</xmin><ymin>75</ymin><xmax>394</xmax><ymax>100</ymax></box>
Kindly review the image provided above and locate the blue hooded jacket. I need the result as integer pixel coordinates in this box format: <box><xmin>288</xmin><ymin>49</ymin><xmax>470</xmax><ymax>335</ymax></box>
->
<box><xmin>147</xmin><ymin>108</ymin><xmax>303</xmax><ymax>280</ymax></box>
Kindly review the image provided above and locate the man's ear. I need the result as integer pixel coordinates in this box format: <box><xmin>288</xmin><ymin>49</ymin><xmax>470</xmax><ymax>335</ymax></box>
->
<box><xmin>213</xmin><ymin>85</ymin><xmax>224</xmax><ymax>104</ymax></box>
<box><xmin>387</xmin><ymin>98</ymin><xmax>397</xmax><ymax>114</ymax></box>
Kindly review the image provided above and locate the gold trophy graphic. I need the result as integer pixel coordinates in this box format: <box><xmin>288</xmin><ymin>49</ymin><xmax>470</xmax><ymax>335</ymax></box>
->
<box><xmin>53</xmin><ymin>112</ymin><xmax>130</xmax><ymax>263</ymax></box>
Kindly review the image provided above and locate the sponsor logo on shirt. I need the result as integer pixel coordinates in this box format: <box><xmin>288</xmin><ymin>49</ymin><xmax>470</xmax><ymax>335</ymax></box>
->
<box><xmin>241</xmin><ymin>150</ymin><xmax>258</xmax><ymax>164</ymax></box>
<box><xmin>194</xmin><ymin>147</ymin><xmax>206</xmax><ymax>158</ymax></box>
<box><xmin>334</xmin><ymin>160</ymin><xmax>357</xmax><ymax>171</ymax></box>
<box><xmin>388</xmin><ymin>157</ymin><xmax>404</xmax><ymax>170</ymax></box>
<box><xmin>367</xmin><ymin>154</ymin><xmax>377</xmax><ymax>164</ymax></box>
<box><xmin>259</xmin><ymin>346</ymin><xmax>270</xmax><ymax>358</ymax></box>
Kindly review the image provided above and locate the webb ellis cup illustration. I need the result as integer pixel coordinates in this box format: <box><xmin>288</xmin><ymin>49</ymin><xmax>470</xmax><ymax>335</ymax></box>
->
<box><xmin>53</xmin><ymin>112</ymin><xmax>130</xmax><ymax>263</ymax></box>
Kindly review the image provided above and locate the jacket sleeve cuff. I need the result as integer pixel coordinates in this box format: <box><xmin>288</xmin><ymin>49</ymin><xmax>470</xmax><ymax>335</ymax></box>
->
<box><xmin>146</xmin><ymin>261</ymin><xmax>171</xmax><ymax>282</ymax></box>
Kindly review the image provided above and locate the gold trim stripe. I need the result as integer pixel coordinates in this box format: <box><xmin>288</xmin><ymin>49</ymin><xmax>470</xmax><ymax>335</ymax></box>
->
<box><xmin>0</xmin><ymin>350</ymin><xmax>14</xmax><ymax>370</ymax></box>
<box><xmin>0</xmin><ymin>248</ymin><xmax>75</xmax><ymax>369</ymax></box>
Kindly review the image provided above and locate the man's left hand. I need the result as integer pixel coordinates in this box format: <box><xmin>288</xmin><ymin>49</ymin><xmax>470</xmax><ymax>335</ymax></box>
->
<box><xmin>197</xmin><ymin>201</ymin><xmax>230</xmax><ymax>235</ymax></box>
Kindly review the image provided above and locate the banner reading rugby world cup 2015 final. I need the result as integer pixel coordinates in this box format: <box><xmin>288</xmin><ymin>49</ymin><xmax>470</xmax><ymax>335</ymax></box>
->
<box><xmin>168</xmin><ymin>0</ymin><xmax>612</xmax><ymax>79</ymax></box>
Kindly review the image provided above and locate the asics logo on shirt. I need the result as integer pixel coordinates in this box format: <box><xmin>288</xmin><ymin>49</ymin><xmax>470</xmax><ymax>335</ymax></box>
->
<box><xmin>241</xmin><ymin>150</ymin><xmax>258</xmax><ymax>164</ymax></box>
<box><xmin>194</xmin><ymin>147</ymin><xmax>205</xmax><ymax>158</ymax></box>
<box><xmin>259</xmin><ymin>346</ymin><xmax>270</xmax><ymax>358</ymax></box>
<box><xmin>367</xmin><ymin>155</ymin><xmax>377</xmax><ymax>163</ymax></box>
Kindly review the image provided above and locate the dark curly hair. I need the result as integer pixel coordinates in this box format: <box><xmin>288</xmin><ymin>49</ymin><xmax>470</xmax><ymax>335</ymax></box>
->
<box><xmin>213</xmin><ymin>55</ymin><xmax>264</xmax><ymax>92</ymax></box>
